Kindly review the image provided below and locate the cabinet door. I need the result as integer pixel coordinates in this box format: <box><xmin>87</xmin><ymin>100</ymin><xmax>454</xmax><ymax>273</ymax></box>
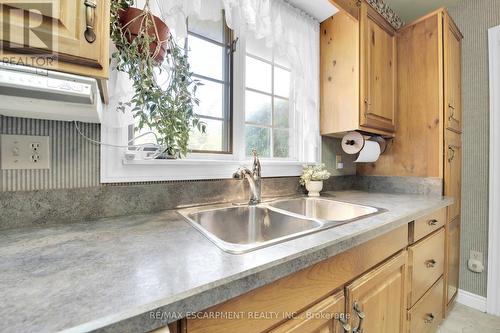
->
<box><xmin>346</xmin><ymin>251</ymin><xmax>407</xmax><ymax>333</ymax></box>
<box><xmin>0</xmin><ymin>0</ymin><xmax>109</xmax><ymax>77</ymax></box>
<box><xmin>445</xmin><ymin>130</ymin><xmax>462</xmax><ymax>221</ymax></box>
<box><xmin>446</xmin><ymin>216</ymin><xmax>460</xmax><ymax>305</ymax></box>
<box><xmin>360</xmin><ymin>3</ymin><xmax>396</xmax><ymax>133</ymax></box>
<box><xmin>270</xmin><ymin>292</ymin><xmax>348</xmax><ymax>333</ymax></box>
<box><xmin>444</xmin><ymin>13</ymin><xmax>463</xmax><ymax>133</ymax></box>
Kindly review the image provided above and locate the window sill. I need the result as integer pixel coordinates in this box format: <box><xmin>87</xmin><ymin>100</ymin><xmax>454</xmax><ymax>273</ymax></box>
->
<box><xmin>116</xmin><ymin>158</ymin><xmax>303</xmax><ymax>181</ymax></box>
<box><xmin>100</xmin><ymin>124</ymin><xmax>306</xmax><ymax>183</ymax></box>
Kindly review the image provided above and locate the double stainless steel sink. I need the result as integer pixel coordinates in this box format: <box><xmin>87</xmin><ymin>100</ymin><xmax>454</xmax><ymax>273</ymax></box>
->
<box><xmin>178</xmin><ymin>197</ymin><xmax>384</xmax><ymax>254</ymax></box>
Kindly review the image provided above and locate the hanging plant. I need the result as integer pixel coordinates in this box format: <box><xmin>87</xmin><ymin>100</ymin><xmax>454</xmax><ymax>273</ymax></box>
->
<box><xmin>110</xmin><ymin>0</ymin><xmax>206</xmax><ymax>158</ymax></box>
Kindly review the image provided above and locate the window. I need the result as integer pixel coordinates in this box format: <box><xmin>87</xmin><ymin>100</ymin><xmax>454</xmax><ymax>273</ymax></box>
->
<box><xmin>132</xmin><ymin>14</ymin><xmax>233</xmax><ymax>154</ymax></box>
<box><xmin>186</xmin><ymin>15</ymin><xmax>233</xmax><ymax>153</ymax></box>
<box><xmin>245</xmin><ymin>36</ymin><xmax>293</xmax><ymax>159</ymax></box>
<box><xmin>104</xmin><ymin>13</ymin><xmax>313</xmax><ymax>183</ymax></box>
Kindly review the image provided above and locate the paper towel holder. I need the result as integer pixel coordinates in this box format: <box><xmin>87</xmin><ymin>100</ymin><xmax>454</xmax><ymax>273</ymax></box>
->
<box><xmin>341</xmin><ymin>131</ymin><xmax>389</xmax><ymax>156</ymax></box>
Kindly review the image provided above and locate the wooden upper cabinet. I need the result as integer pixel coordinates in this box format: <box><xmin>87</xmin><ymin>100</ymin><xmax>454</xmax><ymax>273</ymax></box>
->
<box><xmin>445</xmin><ymin>130</ymin><xmax>462</xmax><ymax>221</ymax></box>
<box><xmin>444</xmin><ymin>13</ymin><xmax>463</xmax><ymax>133</ymax></box>
<box><xmin>0</xmin><ymin>0</ymin><xmax>110</xmax><ymax>79</ymax></box>
<box><xmin>320</xmin><ymin>1</ymin><xmax>396</xmax><ymax>137</ymax></box>
<box><xmin>269</xmin><ymin>292</ymin><xmax>347</xmax><ymax>333</ymax></box>
<box><xmin>358</xmin><ymin>9</ymin><xmax>464</xmax><ymax>179</ymax></box>
<box><xmin>346</xmin><ymin>251</ymin><xmax>407</xmax><ymax>333</ymax></box>
<box><xmin>360</xmin><ymin>2</ymin><xmax>397</xmax><ymax>133</ymax></box>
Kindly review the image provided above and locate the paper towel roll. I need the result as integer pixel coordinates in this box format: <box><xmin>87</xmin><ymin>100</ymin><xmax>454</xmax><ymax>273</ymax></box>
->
<box><xmin>354</xmin><ymin>140</ymin><xmax>381</xmax><ymax>162</ymax></box>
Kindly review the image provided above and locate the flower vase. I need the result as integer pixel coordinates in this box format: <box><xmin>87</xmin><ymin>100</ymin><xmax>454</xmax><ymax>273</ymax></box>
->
<box><xmin>306</xmin><ymin>180</ymin><xmax>323</xmax><ymax>197</ymax></box>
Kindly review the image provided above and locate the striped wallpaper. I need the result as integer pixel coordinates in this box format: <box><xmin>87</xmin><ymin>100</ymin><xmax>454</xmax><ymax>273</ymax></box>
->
<box><xmin>448</xmin><ymin>0</ymin><xmax>500</xmax><ymax>297</ymax></box>
<box><xmin>0</xmin><ymin>116</ymin><xmax>100</xmax><ymax>191</ymax></box>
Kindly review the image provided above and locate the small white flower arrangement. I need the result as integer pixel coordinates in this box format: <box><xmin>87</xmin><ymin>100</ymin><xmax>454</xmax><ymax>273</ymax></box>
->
<box><xmin>299</xmin><ymin>164</ymin><xmax>331</xmax><ymax>186</ymax></box>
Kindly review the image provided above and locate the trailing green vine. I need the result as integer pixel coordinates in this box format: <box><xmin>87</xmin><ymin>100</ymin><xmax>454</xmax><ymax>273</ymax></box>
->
<box><xmin>110</xmin><ymin>0</ymin><xmax>205</xmax><ymax>158</ymax></box>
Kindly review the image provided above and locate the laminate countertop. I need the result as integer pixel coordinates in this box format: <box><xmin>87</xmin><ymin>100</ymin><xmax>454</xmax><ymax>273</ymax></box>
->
<box><xmin>0</xmin><ymin>191</ymin><xmax>453</xmax><ymax>333</ymax></box>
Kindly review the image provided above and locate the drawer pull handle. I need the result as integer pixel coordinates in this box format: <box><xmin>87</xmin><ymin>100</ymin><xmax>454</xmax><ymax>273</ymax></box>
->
<box><xmin>424</xmin><ymin>313</ymin><xmax>435</xmax><ymax>324</ymax></box>
<box><xmin>339</xmin><ymin>316</ymin><xmax>351</xmax><ymax>333</ymax></box>
<box><xmin>425</xmin><ymin>259</ymin><xmax>437</xmax><ymax>268</ymax></box>
<box><xmin>428</xmin><ymin>219</ymin><xmax>438</xmax><ymax>226</ymax></box>
<box><xmin>353</xmin><ymin>302</ymin><xmax>365</xmax><ymax>333</ymax></box>
<box><xmin>84</xmin><ymin>0</ymin><xmax>97</xmax><ymax>43</ymax></box>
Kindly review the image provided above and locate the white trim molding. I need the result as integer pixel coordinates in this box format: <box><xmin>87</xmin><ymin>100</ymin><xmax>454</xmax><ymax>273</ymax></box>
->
<box><xmin>457</xmin><ymin>289</ymin><xmax>487</xmax><ymax>313</ymax></box>
<box><xmin>100</xmin><ymin>127</ymin><xmax>304</xmax><ymax>183</ymax></box>
<box><xmin>487</xmin><ymin>25</ymin><xmax>500</xmax><ymax>317</ymax></box>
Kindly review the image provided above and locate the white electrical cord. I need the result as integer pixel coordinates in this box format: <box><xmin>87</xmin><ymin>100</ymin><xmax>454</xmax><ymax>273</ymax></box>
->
<box><xmin>73</xmin><ymin>121</ymin><xmax>164</xmax><ymax>160</ymax></box>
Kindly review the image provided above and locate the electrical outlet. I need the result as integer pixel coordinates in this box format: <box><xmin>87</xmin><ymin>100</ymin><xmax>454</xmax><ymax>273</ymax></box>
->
<box><xmin>335</xmin><ymin>155</ymin><xmax>344</xmax><ymax>169</ymax></box>
<box><xmin>1</xmin><ymin>134</ymin><xmax>50</xmax><ymax>170</ymax></box>
<box><xmin>468</xmin><ymin>250</ymin><xmax>485</xmax><ymax>273</ymax></box>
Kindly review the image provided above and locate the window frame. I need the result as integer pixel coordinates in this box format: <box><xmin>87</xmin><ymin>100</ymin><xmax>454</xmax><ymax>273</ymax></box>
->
<box><xmin>185</xmin><ymin>14</ymin><xmax>234</xmax><ymax>154</ymax></box>
<box><xmin>244</xmin><ymin>50</ymin><xmax>294</xmax><ymax>159</ymax></box>
<box><xmin>100</xmin><ymin>26</ymin><xmax>308</xmax><ymax>183</ymax></box>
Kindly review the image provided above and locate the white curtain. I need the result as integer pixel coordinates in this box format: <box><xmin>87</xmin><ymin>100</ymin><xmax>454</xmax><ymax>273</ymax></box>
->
<box><xmin>105</xmin><ymin>0</ymin><xmax>320</xmax><ymax>162</ymax></box>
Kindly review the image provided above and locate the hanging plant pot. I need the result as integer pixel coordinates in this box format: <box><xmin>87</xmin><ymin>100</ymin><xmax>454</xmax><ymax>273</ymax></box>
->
<box><xmin>118</xmin><ymin>7</ymin><xmax>169</xmax><ymax>63</ymax></box>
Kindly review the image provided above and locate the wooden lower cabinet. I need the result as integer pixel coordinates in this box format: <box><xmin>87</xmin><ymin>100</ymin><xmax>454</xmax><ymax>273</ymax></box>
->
<box><xmin>179</xmin><ymin>212</ymin><xmax>452</xmax><ymax>333</ymax></box>
<box><xmin>408</xmin><ymin>278</ymin><xmax>444</xmax><ymax>333</ymax></box>
<box><xmin>269</xmin><ymin>292</ymin><xmax>347</xmax><ymax>333</ymax></box>
<box><xmin>446</xmin><ymin>216</ymin><xmax>461</xmax><ymax>304</ymax></box>
<box><xmin>185</xmin><ymin>226</ymin><xmax>408</xmax><ymax>333</ymax></box>
<box><xmin>346</xmin><ymin>251</ymin><xmax>407</xmax><ymax>333</ymax></box>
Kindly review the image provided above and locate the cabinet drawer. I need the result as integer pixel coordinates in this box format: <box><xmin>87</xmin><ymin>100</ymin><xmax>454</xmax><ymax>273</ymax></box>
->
<box><xmin>413</xmin><ymin>208</ymin><xmax>446</xmax><ymax>242</ymax></box>
<box><xmin>408</xmin><ymin>229</ymin><xmax>445</xmax><ymax>307</ymax></box>
<box><xmin>408</xmin><ymin>278</ymin><xmax>444</xmax><ymax>333</ymax></box>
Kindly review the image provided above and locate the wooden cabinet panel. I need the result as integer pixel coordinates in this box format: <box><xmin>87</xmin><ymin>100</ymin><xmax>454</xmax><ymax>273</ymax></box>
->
<box><xmin>357</xmin><ymin>12</ymin><xmax>443</xmax><ymax>177</ymax></box>
<box><xmin>186</xmin><ymin>225</ymin><xmax>408</xmax><ymax>333</ymax></box>
<box><xmin>444</xmin><ymin>13</ymin><xmax>463</xmax><ymax>133</ymax></box>
<box><xmin>269</xmin><ymin>292</ymin><xmax>347</xmax><ymax>333</ymax></box>
<box><xmin>320</xmin><ymin>11</ymin><xmax>359</xmax><ymax>135</ymax></box>
<box><xmin>320</xmin><ymin>2</ymin><xmax>395</xmax><ymax>137</ymax></box>
<box><xmin>446</xmin><ymin>216</ymin><xmax>460</xmax><ymax>304</ymax></box>
<box><xmin>346</xmin><ymin>251</ymin><xmax>407</xmax><ymax>333</ymax></box>
<box><xmin>408</xmin><ymin>229</ymin><xmax>445</xmax><ymax>307</ymax></box>
<box><xmin>360</xmin><ymin>3</ymin><xmax>396</xmax><ymax>133</ymax></box>
<box><xmin>0</xmin><ymin>0</ymin><xmax>110</xmax><ymax>78</ymax></box>
<box><xmin>445</xmin><ymin>130</ymin><xmax>462</xmax><ymax>221</ymax></box>
<box><xmin>413</xmin><ymin>208</ymin><xmax>446</xmax><ymax>243</ymax></box>
<box><xmin>408</xmin><ymin>278</ymin><xmax>444</xmax><ymax>333</ymax></box>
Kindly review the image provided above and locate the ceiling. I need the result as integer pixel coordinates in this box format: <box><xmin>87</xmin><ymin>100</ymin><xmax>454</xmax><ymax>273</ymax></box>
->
<box><xmin>287</xmin><ymin>0</ymin><xmax>461</xmax><ymax>25</ymax></box>
<box><xmin>286</xmin><ymin>0</ymin><xmax>339</xmax><ymax>22</ymax></box>
<box><xmin>383</xmin><ymin>0</ymin><xmax>461</xmax><ymax>25</ymax></box>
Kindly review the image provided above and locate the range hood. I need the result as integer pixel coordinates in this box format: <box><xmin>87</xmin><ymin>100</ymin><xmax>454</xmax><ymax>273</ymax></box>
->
<box><xmin>0</xmin><ymin>62</ymin><xmax>103</xmax><ymax>123</ymax></box>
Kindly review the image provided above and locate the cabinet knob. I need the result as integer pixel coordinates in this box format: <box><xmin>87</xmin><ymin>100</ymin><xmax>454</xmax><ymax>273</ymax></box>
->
<box><xmin>428</xmin><ymin>219</ymin><xmax>438</xmax><ymax>226</ymax></box>
<box><xmin>84</xmin><ymin>0</ymin><xmax>97</xmax><ymax>43</ymax></box>
<box><xmin>353</xmin><ymin>302</ymin><xmax>365</xmax><ymax>333</ymax></box>
<box><xmin>424</xmin><ymin>313</ymin><xmax>435</xmax><ymax>324</ymax></box>
<box><xmin>425</xmin><ymin>259</ymin><xmax>437</xmax><ymax>268</ymax></box>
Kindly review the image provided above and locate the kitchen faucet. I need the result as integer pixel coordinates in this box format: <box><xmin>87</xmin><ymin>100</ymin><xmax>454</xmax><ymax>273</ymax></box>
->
<box><xmin>233</xmin><ymin>149</ymin><xmax>262</xmax><ymax>205</ymax></box>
